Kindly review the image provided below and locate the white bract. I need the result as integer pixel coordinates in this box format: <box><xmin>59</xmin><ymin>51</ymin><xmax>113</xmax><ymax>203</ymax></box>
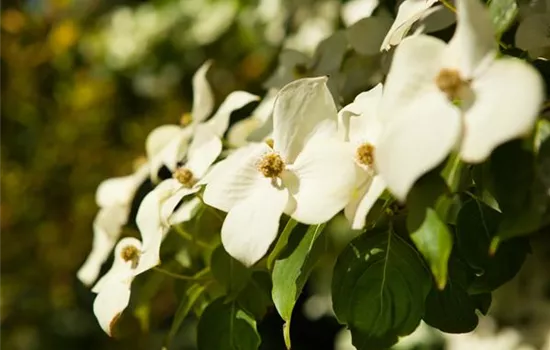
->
<box><xmin>92</xmin><ymin>237</ymin><xmax>150</xmax><ymax>336</ymax></box>
<box><xmin>145</xmin><ymin>60</ymin><xmax>258</xmax><ymax>181</ymax></box>
<box><xmin>77</xmin><ymin>163</ymin><xmax>149</xmax><ymax>286</ymax></box>
<box><xmin>381</xmin><ymin>0</ymin><xmax>455</xmax><ymax>51</ymax></box>
<box><xmin>227</xmin><ymin>89</ymin><xmax>278</xmax><ymax>147</ymax></box>
<box><xmin>203</xmin><ymin>77</ymin><xmax>356</xmax><ymax>266</ymax></box>
<box><xmin>375</xmin><ymin>0</ymin><xmax>545</xmax><ymax>200</ymax></box>
<box><xmin>338</xmin><ymin>84</ymin><xmax>387</xmax><ymax>229</ymax></box>
<box><xmin>135</xmin><ymin>125</ymin><xmax>222</xmax><ymax>267</ymax></box>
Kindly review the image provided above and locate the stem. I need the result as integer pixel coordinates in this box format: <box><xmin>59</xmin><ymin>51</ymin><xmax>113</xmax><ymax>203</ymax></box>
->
<box><xmin>153</xmin><ymin>266</ymin><xmax>210</xmax><ymax>281</ymax></box>
<box><xmin>173</xmin><ymin>225</ymin><xmax>213</xmax><ymax>249</ymax></box>
<box><xmin>439</xmin><ymin>0</ymin><xmax>456</xmax><ymax>13</ymax></box>
<box><xmin>195</xmin><ymin>192</ymin><xmax>225</xmax><ymax>222</ymax></box>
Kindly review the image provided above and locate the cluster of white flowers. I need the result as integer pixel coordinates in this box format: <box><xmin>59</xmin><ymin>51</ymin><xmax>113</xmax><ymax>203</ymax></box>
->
<box><xmin>79</xmin><ymin>0</ymin><xmax>544</xmax><ymax>336</ymax></box>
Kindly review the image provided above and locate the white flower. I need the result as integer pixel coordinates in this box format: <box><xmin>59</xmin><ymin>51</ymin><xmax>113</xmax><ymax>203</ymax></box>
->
<box><xmin>92</xmin><ymin>237</ymin><xmax>150</xmax><ymax>335</ymax></box>
<box><xmin>338</xmin><ymin>84</ymin><xmax>387</xmax><ymax>229</ymax></box>
<box><xmin>135</xmin><ymin>125</ymin><xmax>222</xmax><ymax>269</ymax></box>
<box><xmin>375</xmin><ymin>0</ymin><xmax>545</xmax><ymax>201</ymax></box>
<box><xmin>203</xmin><ymin>77</ymin><xmax>357</xmax><ymax>266</ymax></box>
<box><xmin>380</xmin><ymin>0</ymin><xmax>455</xmax><ymax>51</ymax></box>
<box><xmin>145</xmin><ymin>61</ymin><xmax>258</xmax><ymax>181</ymax></box>
<box><xmin>77</xmin><ymin>163</ymin><xmax>149</xmax><ymax>286</ymax></box>
<box><xmin>227</xmin><ymin>89</ymin><xmax>278</xmax><ymax>148</ymax></box>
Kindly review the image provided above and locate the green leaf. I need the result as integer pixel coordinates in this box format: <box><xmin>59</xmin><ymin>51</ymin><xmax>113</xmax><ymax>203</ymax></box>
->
<box><xmin>423</xmin><ymin>257</ymin><xmax>480</xmax><ymax>333</ymax></box>
<box><xmin>456</xmin><ymin>199</ymin><xmax>501</xmax><ymax>270</ymax></box>
<box><xmin>406</xmin><ymin>172</ymin><xmax>449</xmax><ymax>232</ymax></box>
<box><xmin>346</xmin><ymin>16</ymin><xmax>392</xmax><ymax>56</ymax></box>
<box><xmin>410</xmin><ymin>209</ymin><xmax>453</xmax><ymax>289</ymax></box>
<box><xmin>332</xmin><ymin>228</ymin><xmax>431</xmax><ymax>345</ymax></box>
<box><xmin>456</xmin><ymin>199</ymin><xmax>530</xmax><ymax>292</ymax></box>
<box><xmin>349</xmin><ymin>327</ymin><xmax>398</xmax><ymax>350</ymax></box>
<box><xmin>197</xmin><ymin>299</ymin><xmax>260</xmax><ymax>350</ymax></box>
<box><xmin>237</xmin><ymin>271</ymin><xmax>273</xmax><ymax>320</ymax></box>
<box><xmin>272</xmin><ymin>223</ymin><xmax>326</xmax><ymax>321</ymax></box>
<box><xmin>211</xmin><ymin>245</ymin><xmax>251</xmax><ymax>296</ymax></box>
<box><xmin>489</xmin><ymin>0</ymin><xmax>518</xmax><ymax>37</ymax></box>
<box><xmin>490</xmin><ymin>141</ymin><xmax>534</xmax><ymax>216</ymax></box>
<box><xmin>267</xmin><ymin>218</ymin><xmax>298</xmax><ymax>270</ymax></box>
<box><xmin>166</xmin><ymin>283</ymin><xmax>207</xmax><ymax>347</ymax></box>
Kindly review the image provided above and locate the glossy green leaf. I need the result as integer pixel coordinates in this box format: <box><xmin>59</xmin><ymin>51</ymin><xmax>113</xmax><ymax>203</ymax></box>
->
<box><xmin>267</xmin><ymin>218</ymin><xmax>298</xmax><ymax>270</ymax></box>
<box><xmin>489</xmin><ymin>0</ymin><xmax>518</xmax><ymax>37</ymax></box>
<box><xmin>406</xmin><ymin>172</ymin><xmax>449</xmax><ymax>232</ymax></box>
<box><xmin>410</xmin><ymin>209</ymin><xmax>452</xmax><ymax>289</ymax></box>
<box><xmin>197</xmin><ymin>299</ymin><xmax>260</xmax><ymax>350</ymax></box>
<box><xmin>166</xmin><ymin>283</ymin><xmax>206</xmax><ymax>348</ymax></box>
<box><xmin>237</xmin><ymin>271</ymin><xmax>273</xmax><ymax>320</ymax></box>
<box><xmin>423</xmin><ymin>257</ymin><xmax>480</xmax><ymax>333</ymax></box>
<box><xmin>349</xmin><ymin>327</ymin><xmax>398</xmax><ymax>350</ymax></box>
<box><xmin>211</xmin><ymin>245</ymin><xmax>251</xmax><ymax>296</ymax></box>
<box><xmin>456</xmin><ymin>199</ymin><xmax>530</xmax><ymax>292</ymax></box>
<box><xmin>332</xmin><ymin>228</ymin><xmax>431</xmax><ymax>346</ymax></box>
<box><xmin>272</xmin><ymin>223</ymin><xmax>326</xmax><ymax>321</ymax></box>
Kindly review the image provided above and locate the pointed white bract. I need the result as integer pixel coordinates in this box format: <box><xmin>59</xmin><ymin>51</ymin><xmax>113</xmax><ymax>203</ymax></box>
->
<box><xmin>227</xmin><ymin>89</ymin><xmax>278</xmax><ymax>148</ymax></box>
<box><xmin>77</xmin><ymin>164</ymin><xmax>149</xmax><ymax>286</ymax></box>
<box><xmin>338</xmin><ymin>84</ymin><xmax>387</xmax><ymax>230</ymax></box>
<box><xmin>92</xmin><ymin>237</ymin><xmax>142</xmax><ymax>336</ymax></box>
<box><xmin>381</xmin><ymin>0</ymin><xmax>455</xmax><ymax>51</ymax></box>
<box><xmin>135</xmin><ymin>124</ymin><xmax>223</xmax><ymax>270</ymax></box>
<box><xmin>204</xmin><ymin>77</ymin><xmax>356</xmax><ymax>266</ymax></box>
<box><xmin>375</xmin><ymin>0</ymin><xmax>544</xmax><ymax>201</ymax></box>
<box><xmin>145</xmin><ymin>61</ymin><xmax>259</xmax><ymax>181</ymax></box>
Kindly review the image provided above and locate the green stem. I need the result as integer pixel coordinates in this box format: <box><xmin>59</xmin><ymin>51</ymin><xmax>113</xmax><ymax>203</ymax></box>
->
<box><xmin>153</xmin><ymin>266</ymin><xmax>210</xmax><ymax>281</ymax></box>
<box><xmin>173</xmin><ymin>225</ymin><xmax>213</xmax><ymax>249</ymax></box>
<box><xmin>195</xmin><ymin>192</ymin><xmax>225</xmax><ymax>222</ymax></box>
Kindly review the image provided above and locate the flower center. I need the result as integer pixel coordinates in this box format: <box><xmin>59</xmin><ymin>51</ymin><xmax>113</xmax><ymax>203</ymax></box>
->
<box><xmin>180</xmin><ymin>112</ymin><xmax>193</xmax><ymax>127</ymax></box>
<box><xmin>356</xmin><ymin>143</ymin><xmax>375</xmax><ymax>167</ymax></box>
<box><xmin>174</xmin><ymin>167</ymin><xmax>196</xmax><ymax>188</ymax></box>
<box><xmin>435</xmin><ymin>69</ymin><xmax>468</xmax><ymax>101</ymax></box>
<box><xmin>257</xmin><ymin>152</ymin><xmax>285</xmax><ymax>178</ymax></box>
<box><xmin>120</xmin><ymin>245</ymin><xmax>140</xmax><ymax>269</ymax></box>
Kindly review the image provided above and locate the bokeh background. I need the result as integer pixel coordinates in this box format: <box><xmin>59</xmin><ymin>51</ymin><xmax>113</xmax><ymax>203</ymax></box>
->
<box><xmin>1</xmin><ymin>0</ymin><xmax>353</xmax><ymax>348</ymax></box>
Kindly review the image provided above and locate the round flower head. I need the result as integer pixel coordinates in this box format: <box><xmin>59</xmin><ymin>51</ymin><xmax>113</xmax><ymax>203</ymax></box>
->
<box><xmin>204</xmin><ymin>76</ymin><xmax>357</xmax><ymax>266</ymax></box>
<box><xmin>92</xmin><ymin>237</ymin><xmax>143</xmax><ymax>336</ymax></box>
<box><xmin>338</xmin><ymin>84</ymin><xmax>387</xmax><ymax>229</ymax></box>
<box><xmin>77</xmin><ymin>163</ymin><xmax>149</xmax><ymax>286</ymax></box>
<box><xmin>145</xmin><ymin>60</ymin><xmax>258</xmax><ymax>181</ymax></box>
<box><xmin>375</xmin><ymin>0</ymin><xmax>544</xmax><ymax>200</ymax></box>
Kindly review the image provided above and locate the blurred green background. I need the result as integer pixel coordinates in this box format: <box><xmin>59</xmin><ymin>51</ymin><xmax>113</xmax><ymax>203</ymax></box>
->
<box><xmin>0</xmin><ymin>0</ymin><xmax>303</xmax><ymax>348</ymax></box>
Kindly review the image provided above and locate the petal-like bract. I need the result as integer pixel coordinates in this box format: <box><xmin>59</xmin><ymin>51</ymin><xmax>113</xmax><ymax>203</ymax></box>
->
<box><xmin>460</xmin><ymin>58</ymin><xmax>544</xmax><ymax>162</ymax></box>
<box><xmin>221</xmin><ymin>178</ymin><xmax>288</xmax><ymax>266</ymax></box>
<box><xmin>191</xmin><ymin>60</ymin><xmax>215</xmax><ymax>124</ymax></box>
<box><xmin>284</xmin><ymin>136</ymin><xmax>356</xmax><ymax>224</ymax></box>
<box><xmin>206</xmin><ymin>91</ymin><xmax>260</xmax><ymax>137</ymax></box>
<box><xmin>203</xmin><ymin>143</ymin><xmax>272</xmax><ymax>212</ymax></box>
<box><xmin>375</xmin><ymin>90</ymin><xmax>461</xmax><ymax>201</ymax></box>
<box><xmin>273</xmin><ymin>76</ymin><xmax>338</xmax><ymax>163</ymax></box>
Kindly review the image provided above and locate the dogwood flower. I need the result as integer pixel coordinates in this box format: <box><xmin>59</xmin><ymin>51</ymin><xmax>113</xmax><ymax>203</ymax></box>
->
<box><xmin>203</xmin><ymin>77</ymin><xmax>356</xmax><ymax>266</ymax></box>
<box><xmin>92</xmin><ymin>237</ymin><xmax>149</xmax><ymax>335</ymax></box>
<box><xmin>77</xmin><ymin>163</ymin><xmax>149</xmax><ymax>286</ymax></box>
<box><xmin>375</xmin><ymin>0</ymin><xmax>544</xmax><ymax>201</ymax></box>
<box><xmin>134</xmin><ymin>125</ymin><xmax>222</xmax><ymax>270</ymax></box>
<box><xmin>338</xmin><ymin>84</ymin><xmax>387</xmax><ymax>229</ymax></box>
<box><xmin>381</xmin><ymin>0</ymin><xmax>455</xmax><ymax>51</ymax></box>
<box><xmin>227</xmin><ymin>89</ymin><xmax>278</xmax><ymax>148</ymax></box>
<box><xmin>145</xmin><ymin>60</ymin><xmax>258</xmax><ymax>181</ymax></box>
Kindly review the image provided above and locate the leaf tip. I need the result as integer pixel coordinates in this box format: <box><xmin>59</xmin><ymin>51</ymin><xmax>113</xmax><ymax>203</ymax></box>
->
<box><xmin>489</xmin><ymin>237</ymin><xmax>501</xmax><ymax>256</ymax></box>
